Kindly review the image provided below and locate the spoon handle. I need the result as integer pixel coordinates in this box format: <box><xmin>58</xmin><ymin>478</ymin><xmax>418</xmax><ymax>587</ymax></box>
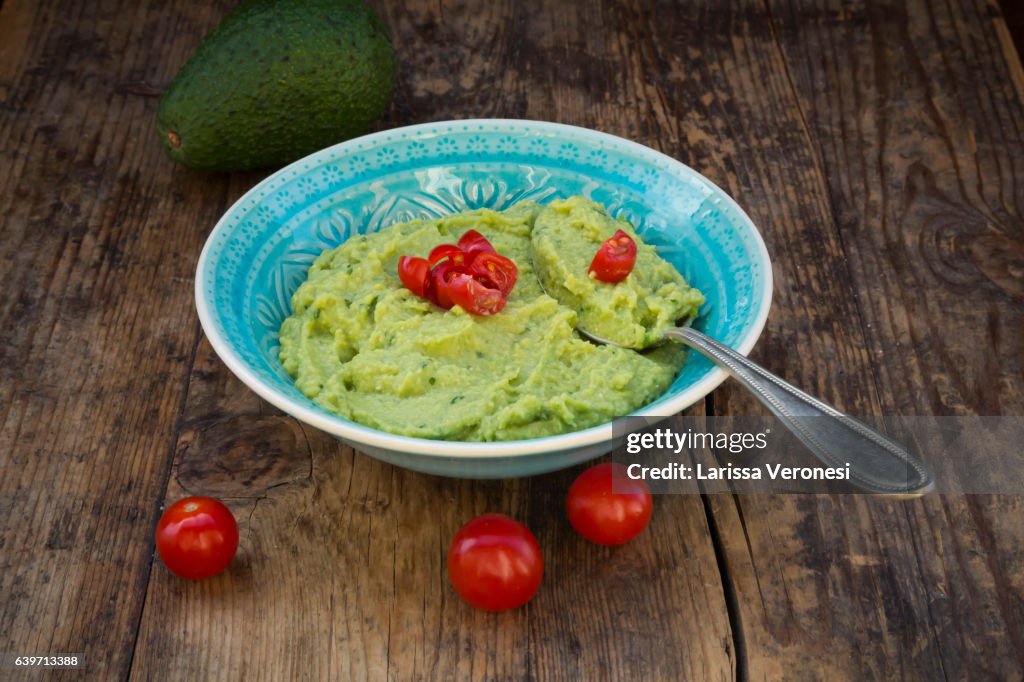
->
<box><xmin>665</xmin><ymin>326</ymin><xmax>933</xmax><ymax>497</ymax></box>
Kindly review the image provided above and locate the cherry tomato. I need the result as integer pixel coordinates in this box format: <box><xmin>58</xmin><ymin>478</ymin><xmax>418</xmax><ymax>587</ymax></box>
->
<box><xmin>447</xmin><ymin>514</ymin><xmax>543</xmax><ymax>611</ymax></box>
<box><xmin>468</xmin><ymin>252</ymin><xmax>518</xmax><ymax>296</ymax></box>
<box><xmin>589</xmin><ymin>229</ymin><xmax>637</xmax><ymax>283</ymax></box>
<box><xmin>440</xmin><ymin>273</ymin><xmax>507</xmax><ymax>315</ymax></box>
<box><xmin>566</xmin><ymin>463</ymin><xmax>652</xmax><ymax>545</ymax></box>
<box><xmin>156</xmin><ymin>496</ymin><xmax>239</xmax><ymax>580</ymax></box>
<box><xmin>457</xmin><ymin>229</ymin><xmax>497</xmax><ymax>259</ymax></box>
<box><xmin>427</xmin><ymin>243</ymin><xmax>466</xmax><ymax>268</ymax></box>
<box><xmin>398</xmin><ymin>256</ymin><xmax>431</xmax><ymax>298</ymax></box>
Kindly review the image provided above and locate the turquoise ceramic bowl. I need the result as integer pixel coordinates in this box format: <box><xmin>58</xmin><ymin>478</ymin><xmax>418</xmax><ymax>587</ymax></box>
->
<box><xmin>196</xmin><ymin>119</ymin><xmax>772</xmax><ymax>478</ymax></box>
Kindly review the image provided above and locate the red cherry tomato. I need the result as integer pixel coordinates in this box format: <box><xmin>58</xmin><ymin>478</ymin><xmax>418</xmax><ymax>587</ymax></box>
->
<box><xmin>440</xmin><ymin>273</ymin><xmax>507</xmax><ymax>315</ymax></box>
<box><xmin>397</xmin><ymin>256</ymin><xmax>431</xmax><ymax>298</ymax></box>
<box><xmin>566</xmin><ymin>463</ymin><xmax>652</xmax><ymax>545</ymax></box>
<box><xmin>468</xmin><ymin>252</ymin><xmax>518</xmax><ymax>296</ymax></box>
<box><xmin>457</xmin><ymin>229</ymin><xmax>497</xmax><ymax>259</ymax></box>
<box><xmin>156</xmin><ymin>496</ymin><xmax>239</xmax><ymax>580</ymax></box>
<box><xmin>447</xmin><ymin>514</ymin><xmax>543</xmax><ymax>611</ymax></box>
<box><xmin>589</xmin><ymin>229</ymin><xmax>637</xmax><ymax>283</ymax></box>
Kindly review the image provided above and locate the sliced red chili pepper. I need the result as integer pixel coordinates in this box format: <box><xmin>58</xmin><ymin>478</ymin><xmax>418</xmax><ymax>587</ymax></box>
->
<box><xmin>457</xmin><ymin>229</ymin><xmax>497</xmax><ymax>260</ymax></box>
<box><xmin>440</xmin><ymin>273</ymin><xmax>507</xmax><ymax>316</ymax></box>
<box><xmin>399</xmin><ymin>229</ymin><xmax>516</xmax><ymax>316</ymax></box>
<box><xmin>397</xmin><ymin>256</ymin><xmax>431</xmax><ymax>298</ymax></box>
<box><xmin>468</xmin><ymin>252</ymin><xmax>518</xmax><ymax>296</ymax></box>
<box><xmin>589</xmin><ymin>229</ymin><xmax>637</xmax><ymax>283</ymax></box>
<box><xmin>428</xmin><ymin>243</ymin><xmax>466</xmax><ymax>268</ymax></box>
<box><xmin>429</xmin><ymin>260</ymin><xmax>462</xmax><ymax>309</ymax></box>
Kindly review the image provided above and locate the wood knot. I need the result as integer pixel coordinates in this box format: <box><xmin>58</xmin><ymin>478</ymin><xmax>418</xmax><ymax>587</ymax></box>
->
<box><xmin>903</xmin><ymin>161</ymin><xmax>1024</xmax><ymax>299</ymax></box>
<box><xmin>965</xmin><ymin>233</ymin><xmax>1024</xmax><ymax>300</ymax></box>
<box><xmin>175</xmin><ymin>415</ymin><xmax>311</xmax><ymax>498</ymax></box>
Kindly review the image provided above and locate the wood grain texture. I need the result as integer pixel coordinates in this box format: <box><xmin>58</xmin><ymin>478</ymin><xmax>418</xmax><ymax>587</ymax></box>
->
<box><xmin>703</xmin><ymin>0</ymin><xmax>1024</xmax><ymax>678</ymax></box>
<box><xmin>592</xmin><ymin>2</ymin><xmax>945</xmax><ymax>677</ymax></box>
<box><xmin>2</xmin><ymin>0</ymin><xmax>1024</xmax><ymax>679</ymax></box>
<box><xmin>0</xmin><ymin>0</ymin><xmax>236</xmax><ymax>679</ymax></box>
<box><xmin>129</xmin><ymin>336</ymin><xmax>734</xmax><ymax>681</ymax></box>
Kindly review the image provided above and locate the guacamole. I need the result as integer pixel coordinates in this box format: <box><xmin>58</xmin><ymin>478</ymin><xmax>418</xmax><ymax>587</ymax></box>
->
<box><xmin>532</xmin><ymin>197</ymin><xmax>704</xmax><ymax>348</ymax></box>
<box><xmin>278</xmin><ymin>197</ymin><xmax>702</xmax><ymax>441</ymax></box>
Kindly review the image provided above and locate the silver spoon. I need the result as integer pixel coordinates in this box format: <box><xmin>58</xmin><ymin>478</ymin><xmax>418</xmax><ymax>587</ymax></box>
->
<box><xmin>577</xmin><ymin>320</ymin><xmax>933</xmax><ymax>497</ymax></box>
<box><xmin>528</xmin><ymin>226</ymin><xmax>932</xmax><ymax>497</ymax></box>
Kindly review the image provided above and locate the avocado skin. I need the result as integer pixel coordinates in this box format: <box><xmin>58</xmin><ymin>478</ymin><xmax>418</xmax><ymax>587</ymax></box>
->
<box><xmin>156</xmin><ymin>0</ymin><xmax>395</xmax><ymax>172</ymax></box>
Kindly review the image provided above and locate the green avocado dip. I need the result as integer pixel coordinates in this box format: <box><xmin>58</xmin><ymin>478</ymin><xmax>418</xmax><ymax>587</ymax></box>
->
<box><xmin>532</xmin><ymin>196</ymin><xmax>705</xmax><ymax>348</ymax></box>
<box><xmin>278</xmin><ymin>197</ymin><xmax>704</xmax><ymax>441</ymax></box>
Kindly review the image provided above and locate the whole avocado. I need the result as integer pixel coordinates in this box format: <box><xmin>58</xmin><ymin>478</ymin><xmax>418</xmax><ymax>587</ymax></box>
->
<box><xmin>156</xmin><ymin>0</ymin><xmax>395</xmax><ymax>172</ymax></box>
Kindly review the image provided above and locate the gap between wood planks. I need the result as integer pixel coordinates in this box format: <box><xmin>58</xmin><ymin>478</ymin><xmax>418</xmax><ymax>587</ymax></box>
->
<box><xmin>999</xmin><ymin>0</ymin><xmax>1024</xmax><ymax>58</ymax></box>
<box><xmin>122</xmin><ymin>113</ymin><xmax>233</xmax><ymax>672</ymax></box>
<box><xmin>694</xmin><ymin>0</ymin><xmax>884</xmax><ymax>678</ymax></box>
<box><xmin>124</xmin><ymin>318</ymin><xmax>203</xmax><ymax>679</ymax></box>
<box><xmin>701</xmin><ymin>393</ymin><xmax>749</xmax><ymax>682</ymax></box>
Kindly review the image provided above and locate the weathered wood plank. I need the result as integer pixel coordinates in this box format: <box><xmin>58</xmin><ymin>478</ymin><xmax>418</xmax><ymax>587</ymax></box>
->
<box><xmin>0</xmin><ymin>0</ymin><xmax>239</xmax><ymax>678</ymax></box>
<box><xmin>587</xmin><ymin>2</ymin><xmax>944</xmax><ymax>677</ymax></box>
<box><xmin>130</xmin><ymin>338</ymin><xmax>734</xmax><ymax>681</ymax></box>
<box><xmin>127</xmin><ymin>1</ymin><xmax>735</xmax><ymax>680</ymax></box>
<box><xmin>6</xmin><ymin>0</ymin><xmax>1022</xmax><ymax>678</ymax></box>
<box><xmin>700</xmin><ymin>0</ymin><xmax>1024</xmax><ymax>678</ymax></box>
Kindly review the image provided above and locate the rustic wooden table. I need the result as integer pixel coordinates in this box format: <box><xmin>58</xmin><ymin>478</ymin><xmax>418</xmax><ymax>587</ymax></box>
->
<box><xmin>3</xmin><ymin>0</ymin><xmax>1024</xmax><ymax>679</ymax></box>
